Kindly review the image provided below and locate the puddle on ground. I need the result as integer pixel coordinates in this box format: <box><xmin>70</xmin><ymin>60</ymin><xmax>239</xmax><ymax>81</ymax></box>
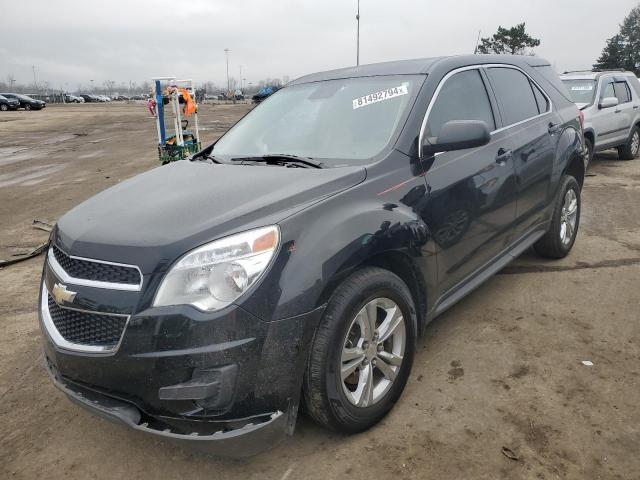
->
<box><xmin>0</xmin><ymin>164</ymin><xmax>65</xmax><ymax>188</ymax></box>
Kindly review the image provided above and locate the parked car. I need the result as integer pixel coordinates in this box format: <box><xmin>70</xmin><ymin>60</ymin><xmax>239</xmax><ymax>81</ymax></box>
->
<box><xmin>252</xmin><ymin>86</ymin><xmax>278</xmax><ymax>104</ymax></box>
<box><xmin>234</xmin><ymin>89</ymin><xmax>244</xmax><ymax>100</ymax></box>
<box><xmin>64</xmin><ymin>94</ymin><xmax>82</xmax><ymax>103</ymax></box>
<box><xmin>0</xmin><ymin>93</ymin><xmax>45</xmax><ymax>110</ymax></box>
<box><xmin>80</xmin><ymin>94</ymin><xmax>102</xmax><ymax>103</ymax></box>
<box><xmin>0</xmin><ymin>94</ymin><xmax>20</xmax><ymax>111</ymax></box>
<box><xmin>40</xmin><ymin>55</ymin><xmax>585</xmax><ymax>456</ymax></box>
<box><xmin>560</xmin><ymin>70</ymin><xmax>640</xmax><ymax>164</ymax></box>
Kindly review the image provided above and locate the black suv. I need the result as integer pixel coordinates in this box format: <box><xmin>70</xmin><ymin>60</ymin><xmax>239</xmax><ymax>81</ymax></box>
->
<box><xmin>40</xmin><ymin>55</ymin><xmax>585</xmax><ymax>456</ymax></box>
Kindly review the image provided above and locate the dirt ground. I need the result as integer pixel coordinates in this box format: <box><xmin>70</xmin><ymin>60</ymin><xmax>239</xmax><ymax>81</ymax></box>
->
<box><xmin>1</xmin><ymin>103</ymin><xmax>639</xmax><ymax>480</ymax></box>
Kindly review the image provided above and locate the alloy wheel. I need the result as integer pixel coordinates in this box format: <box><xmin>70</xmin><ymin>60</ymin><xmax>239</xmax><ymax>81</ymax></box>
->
<box><xmin>632</xmin><ymin>131</ymin><xmax>640</xmax><ymax>156</ymax></box>
<box><xmin>559</xmin><ymin>188</ymin><xmax>578</xmax><ymax>246</ymax></box>
<box><xmin>340</xmin><ymin>297</ymin><xmax>406</xmax><ymax>407</ymax></box>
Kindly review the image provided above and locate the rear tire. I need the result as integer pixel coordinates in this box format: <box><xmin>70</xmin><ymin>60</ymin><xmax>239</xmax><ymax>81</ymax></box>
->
<box><xmin>25</xmin><ymin>104</ymin><xmax>31</xmax><ymax>111</ymax></box>
<box><xmin>303</xmin><ymin>267</ymin><xmax>417</xmax><ymax>433</ymax></box>
<box><xmin>534</xmin><ymin>175</ymin><xmax>580</xmax><ymax>259</ymax></box>
<box><xmin>618</xmin><ymin>126</ymin><xmax>640</xmax><ymax>160</ymax></box>
<box><xmin>584</xmin><ymin>137</ymin><xmax>594</xmax><ymax>168</ymax></box>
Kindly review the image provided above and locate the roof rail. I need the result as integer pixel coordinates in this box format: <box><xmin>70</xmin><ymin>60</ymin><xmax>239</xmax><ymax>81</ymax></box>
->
<box><xmin>563</xmin><ymin>68</ymin><xmax>627</xmax><ymax>74</ymax></box>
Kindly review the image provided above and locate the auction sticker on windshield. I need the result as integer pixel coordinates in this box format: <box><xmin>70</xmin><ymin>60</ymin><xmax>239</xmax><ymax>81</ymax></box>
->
<box><xmin>571</xmin><ymin>85</ymin><xmax>594</xmax><ymax>91</ymax></box>
<box><xmin>352</xmin><ymin>85</ymin><xmax>408</xmax><ymax>110</ymax></box>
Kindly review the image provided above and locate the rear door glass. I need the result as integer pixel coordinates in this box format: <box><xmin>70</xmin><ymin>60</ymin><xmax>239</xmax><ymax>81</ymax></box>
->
<box><xmin>487</xmin><ymin>67</ymin><xmax>539</xmax><ymax>126</ymax></box>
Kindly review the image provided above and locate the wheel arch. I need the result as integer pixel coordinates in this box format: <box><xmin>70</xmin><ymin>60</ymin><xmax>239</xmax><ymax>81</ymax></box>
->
<box><xmin>564</xmin><ymin>150</ymin><xmax>585</xmax><ymax>189</ymax></box>
<box><xmin>583</xmin><ymin>128</ymin><xmax>595</xmax><ymax>146</ymax></box>
<box><xmin>315</xmin><ymin>250</ymin><xmax>429</xmax><ymax>335</ymax></box>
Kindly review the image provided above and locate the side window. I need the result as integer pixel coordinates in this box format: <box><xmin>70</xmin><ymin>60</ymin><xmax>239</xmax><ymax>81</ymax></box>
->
<box><xmin>487</xmin><ymin>67</ymin><xmax>539</xmax><ymax>125</ymax></box>
<box><xmin>613</xmin><ymin>81</ymin><xmax>631</xmax><ymax>104</ymax></box>
<box><xmin>425</xmin><ymin>69</ymin><xmax>495</xmax><ymax>138</ymax></box>
<box><xmin>602</xmin><ymin>81</ymin><xmax>615</xmax><ymax>99</ymax></box>
<box><xmin>531</xmin><ymin>81</ymin><xmax>550</xmax><ymax>114</ymax></box>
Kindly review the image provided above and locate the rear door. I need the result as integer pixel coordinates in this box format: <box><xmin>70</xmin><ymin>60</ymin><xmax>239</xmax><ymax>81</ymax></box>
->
<box><xmin>485</xmin><ymin>66</ymin><xmax>557</xmax><ymax>236</ymax></box>
<box><xmin>420</xmin><ymin>67</ymin><xmax>517</xmax><ymax>294</ymax></box>
<box><xmin>613</xmin><ymin>78</ymin><xmax>634</xmax><ymax>140</ymax></box>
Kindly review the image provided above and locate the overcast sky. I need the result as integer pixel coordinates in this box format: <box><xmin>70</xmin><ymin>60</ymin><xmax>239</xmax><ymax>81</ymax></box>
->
<box><xmin>1</xmin><ymin>0</ymin><xmax>638</xmax><ymax>90</ymax></box>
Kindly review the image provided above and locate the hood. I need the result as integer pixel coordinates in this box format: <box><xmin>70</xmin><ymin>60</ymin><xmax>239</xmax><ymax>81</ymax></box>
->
<box><xmin>56</xmin><ymin>161</ymin><xmax>366</xmax><ymax>273</ymax></box>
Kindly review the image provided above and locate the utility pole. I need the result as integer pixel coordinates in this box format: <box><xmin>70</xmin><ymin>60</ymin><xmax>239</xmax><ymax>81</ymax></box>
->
<box><xmin>239</xmin><ymin>65</ymin><xmax>242</xmax><ymax>89</ymax></box>
<box><xmin>32</xmin><ymin>65</ymin><xmax>38</xmax><ymax>90</ymax></box>
<box><xmin>356</xmin><ymin>0</ymin><xmax>360</xmax><ymax>66</ymax></box>
<box><xmin>224</xmin><ymin>48</ymin><xmax>231</xmax><ymax>94</ymax></box>
<box><xmin>474</xmin><ymin>30</ymin><xmax>481</xmax><ymax>54</ymax></box>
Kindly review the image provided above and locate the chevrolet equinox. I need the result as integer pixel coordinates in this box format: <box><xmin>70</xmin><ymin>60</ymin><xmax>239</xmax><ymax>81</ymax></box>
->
<box><xmin>40</xmin><ymin>55</ymin><xmax>586</xmax><ymax>456</ymax></box>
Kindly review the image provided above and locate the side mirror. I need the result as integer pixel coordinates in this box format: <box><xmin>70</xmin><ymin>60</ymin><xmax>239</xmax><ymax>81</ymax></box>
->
<box><xmin>422</xmin><ymin>120</ymin><xmax>491</xmax><ymax>156</ymax></box>
<box><xmin>599</xmin><ymin>96</ymin><xmax>619</xmax><ymax>109</ymax></box>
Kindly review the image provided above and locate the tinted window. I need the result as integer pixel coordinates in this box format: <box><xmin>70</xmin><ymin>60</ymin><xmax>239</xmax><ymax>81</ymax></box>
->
<box><xmin>602</xmin><ymin>82</ymin><xmax>615</xmax><ymax>99</ymax></box>
<box><xmin>425</xmin><ymin>69</ymin><xmax>495</xmax><ymax>138</ymax></box>
<box><xmin>613</xmin><ymin>81</ymin><xmax>631</xmax><ymax>104</ymax></box>
<box><xmin>531</xmin><ymin>81</ymin><xmax>550</xmax><ymax>113</ymax></box>
<box><xmin>487</xmin><ymin>67</ymin><xmax>539</xmax><ymax>125</ymax></box>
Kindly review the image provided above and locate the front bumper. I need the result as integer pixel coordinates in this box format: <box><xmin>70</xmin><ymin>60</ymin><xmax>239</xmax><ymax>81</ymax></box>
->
<box><xmin>40</xmin><ymin>258</ymin><xmax>324</xmax><ymax>456</ymax></box>
<box><xmin>45</xmin><ymin>357</ymin><xmax>291</xmax><ymax>457</ymax></box>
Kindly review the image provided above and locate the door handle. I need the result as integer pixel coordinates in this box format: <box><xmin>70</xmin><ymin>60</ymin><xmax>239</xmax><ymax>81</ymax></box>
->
<box><xmin>615</xmin><ymin>109</ymin><xmax>622</xmax><ymax>113</ymax></box>
<box><xmin>548</xmin><ymin>122</ymin><xmax>560</xmax><ymax>134</ymax></box>
<box><xmin>633</xmin><ymin>105</ymin><xmax>639</xmax><ymax>109</ymax></box>
<box><xmin>496</xmin><ymin>148</ymin><xmax>512</xmax><ymax>165</ymax></box>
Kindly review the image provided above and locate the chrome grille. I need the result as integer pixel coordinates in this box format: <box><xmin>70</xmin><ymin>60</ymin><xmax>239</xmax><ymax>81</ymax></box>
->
<box><xmin>51</xmin><ymin>245</ymin><xmax>142</xmax><ymax>287</ymax></box>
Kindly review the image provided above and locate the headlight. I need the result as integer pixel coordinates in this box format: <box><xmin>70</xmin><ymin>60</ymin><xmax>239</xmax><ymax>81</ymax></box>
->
<box><xmin>153</xmin><ymin>226</ymin><xmax>280</xmax><ymax>311</ymax></box>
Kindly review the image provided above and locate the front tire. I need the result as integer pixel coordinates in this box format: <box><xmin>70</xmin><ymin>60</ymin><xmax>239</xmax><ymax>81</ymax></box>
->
<box><xmin>24</xmin><ymin>104</ymin><xmax>31</xmax><ymax>111</ymax></box>
<box><xmin>0</xmin><ymin>104</ymin><xmax>8</xmax><ymax>112</ymax></box>
<box><xmin>534</xmin><ymin>175</ymin><xmax>581</xmax><ymax>259</ymax></box>
<box><xmin>618</xmin><ymin>126</ymin><xmax>640</xmax><ymax>160</ymax></box>
<box><xmin>303</xmin><ymin>267</ymin><xmax>417</xmax><ymax>433</ymax></box>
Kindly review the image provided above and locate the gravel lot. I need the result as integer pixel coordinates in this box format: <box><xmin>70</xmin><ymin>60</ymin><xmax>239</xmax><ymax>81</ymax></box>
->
<box><xmin>1</xmin><ymin>103</ymin><xmax>639</xmax><ymax>479</ymax></box>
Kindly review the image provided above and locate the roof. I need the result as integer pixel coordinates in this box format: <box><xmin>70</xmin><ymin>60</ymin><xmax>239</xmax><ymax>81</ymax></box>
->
<box><xmin>289</xmin><ymin>54</ymin><xmax>552</xmax><ymax>85</ymax></box>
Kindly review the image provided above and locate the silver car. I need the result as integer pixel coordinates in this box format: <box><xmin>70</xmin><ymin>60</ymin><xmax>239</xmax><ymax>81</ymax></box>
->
<box><xmin>560</xmin><ymin>70</ymin><xmax>640</xmax><ymax>165</ymax></box>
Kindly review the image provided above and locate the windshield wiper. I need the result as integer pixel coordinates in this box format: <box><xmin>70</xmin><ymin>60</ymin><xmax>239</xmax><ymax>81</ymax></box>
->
<box><xmin>230</xmin><ymin>154</ymin><xmax>324</xmax><ymax>169</ymax></box>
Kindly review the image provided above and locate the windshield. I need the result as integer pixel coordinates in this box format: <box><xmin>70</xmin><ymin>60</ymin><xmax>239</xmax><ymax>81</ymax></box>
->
<box><xmin>212</xmin><ymin>75</ymin><xmax>422</xmax><ymax>164</ymax></box>
<box><xmin>561</xmin><ymin>79</ymin><xmax>597</xmax><ymax>105</ymax></box>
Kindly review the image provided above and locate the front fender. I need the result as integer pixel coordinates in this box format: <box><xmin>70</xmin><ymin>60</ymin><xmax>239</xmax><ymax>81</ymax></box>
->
<box><xmin>240</xmin><ymin>190</ymin><xmax>434</xmax><ymax>322</ymax></box>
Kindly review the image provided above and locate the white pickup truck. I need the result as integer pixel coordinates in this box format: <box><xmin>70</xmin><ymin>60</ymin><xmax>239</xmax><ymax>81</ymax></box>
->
<box><xmin>560</xmin><ymin>70</ymin><xmax>640</xmax><ymax>165</ymax></box>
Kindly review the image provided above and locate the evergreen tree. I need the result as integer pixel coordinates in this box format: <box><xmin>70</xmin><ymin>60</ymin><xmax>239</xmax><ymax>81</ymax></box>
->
<box><xmin>477</xmin><ymin>23</ymin><xmax>541</xmax><ymax>55</ymax></box>
<box><xmin>594</xmin><ymin>5</ymin><xmax>640</xmax><ymax>74</ymax></box>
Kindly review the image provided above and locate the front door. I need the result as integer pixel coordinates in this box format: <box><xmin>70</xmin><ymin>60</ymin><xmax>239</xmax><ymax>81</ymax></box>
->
<box><xmin>593</xmin><ymin>79</ymin><xmax>626</xmax><ymax>147</ymax></box>
<box><xmin>419</xmin><ymin>67</ymin><xmax>517</xmax><ymax>295</ymax></box>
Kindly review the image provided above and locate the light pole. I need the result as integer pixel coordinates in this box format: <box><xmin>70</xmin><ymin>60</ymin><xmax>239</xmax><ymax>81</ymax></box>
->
<box><xmin>32</xmin><ymin>65</ymin><xmax>38</xmax><ymax>90</ymax></box>
<box><xmin>224</xmin><ymin>48</ymin><xmax>230</xmax><ymax>94</ymax></box>
<box><xmin>356</xmin><ymin>0</ymin><xmax>360</xmax><ymax>66</ymax></box>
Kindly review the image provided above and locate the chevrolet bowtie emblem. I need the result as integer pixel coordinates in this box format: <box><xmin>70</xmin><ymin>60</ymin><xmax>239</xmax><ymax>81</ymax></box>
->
<box><xmin>52</xmin><ymin>283</ymin><xmax>77</xmax><ymax>305</ymax></box>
